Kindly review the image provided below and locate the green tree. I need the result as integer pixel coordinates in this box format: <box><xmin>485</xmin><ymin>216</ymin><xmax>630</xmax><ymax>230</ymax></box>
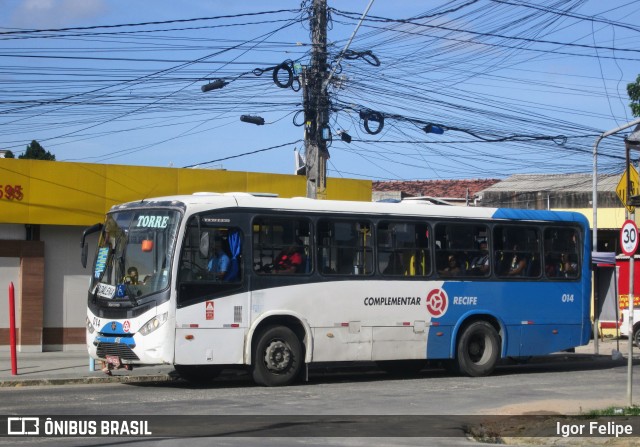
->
<box><xmin>18</xmin><ymin>140</ymin><xmax>55</xmax><ymax>160</ymax></box>
<box><xmin>628</xmin><ymin>74</ymin><xmax>640</xmax><ymax>117</ymax></box>
<box><xmin>2</xmin><ymin>150</ymin><xmax>15</xmax><ymax>158</ymax></box>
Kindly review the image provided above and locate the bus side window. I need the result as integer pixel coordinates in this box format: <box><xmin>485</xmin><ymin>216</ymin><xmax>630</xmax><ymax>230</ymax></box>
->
<box><xmin>252</xmin><ymin>217</ymin><xmax>311</xmax><ymax>275</ymax></box>
<box><xmin>177</xmin><ymin>218</ymin><xmax>243</xmax><ymax>306</ymax></box>
<box><xmin>318</xmin><ymin>219</ymin><xmax>372</xmax><ymax>275</ymax></box>
<box><xmin>493</xmin><ymin>225</ymin><xmax>540</xmax><ymax>279</ymax></box>
<box><xmin>435</xmin><ymin>222</ymin><xmax>487</xmax><ymax>278</ymax></box>
<box><xmin>377</xmin><ymin>221</ymin><xmax>430</xmax><ymax>277</ymax></box>
<box><xmin>544</xmin><ymin>227</ymin><xmax>580</xmax><ymax>280</ymax></box>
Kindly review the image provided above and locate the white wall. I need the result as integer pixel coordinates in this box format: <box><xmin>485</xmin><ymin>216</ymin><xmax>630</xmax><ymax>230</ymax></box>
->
<box><xmin>0</xmin><ymin>224</ymin><xmax>25</xmax><ymax>240</ymax></box>
<box><xmin>41</xmin><ymin>225</ymin><xmax>97</xmax><ymax>331</ymax></box>
<box><xmin>0</xmin><ymin>258</ymin><xmax>20</xmax><ymax>329</ymax></box>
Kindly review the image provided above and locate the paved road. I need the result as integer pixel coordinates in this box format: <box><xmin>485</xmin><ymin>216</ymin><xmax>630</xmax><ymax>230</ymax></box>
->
<box><xmin>1</xmin><ymin>347</ymin><xmax>639</xmax><ymax>446</ymax></box>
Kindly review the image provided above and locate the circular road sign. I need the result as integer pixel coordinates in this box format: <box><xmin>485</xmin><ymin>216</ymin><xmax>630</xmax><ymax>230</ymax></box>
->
<box><xmin>620</xmin><ymin>220</ymin><xmax>639</xmax><ymax>256</ymax></box>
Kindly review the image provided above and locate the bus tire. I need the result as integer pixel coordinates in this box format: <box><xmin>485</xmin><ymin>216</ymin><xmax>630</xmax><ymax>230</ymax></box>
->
<box><xmin>251</xmin><ymin>325</ymin><xmax>303</xmax><ymax>387</ymax></box>
<box><xmin>634</xmin><ymin>325</ymin><xmax>640</xmax><ymax>348</ymax></box>
<box><xmin>174</xmin><ymin>365</ymin><xmax>221</xmax><ymax>383</ymax></box>
<box><xmin>456</xmin><ymin>321</ymin><xmax>500</xmax><ymax>377</ymax></box>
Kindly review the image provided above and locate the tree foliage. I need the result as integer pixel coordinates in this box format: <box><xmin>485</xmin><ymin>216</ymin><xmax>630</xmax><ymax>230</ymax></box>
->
<box><xmin>2</xmin><ymin>150</ymin><xmax>15</xmax><ymax>158</ymax></box>
<box><xmin>19</xmin><ymin>140</ymin><xmax>55</xmax><ymax>160</ymax></box>
<box><xmin>628</xmin><ymin>74</ymin><xmax>640</xmax><ymax>117</ymax></box>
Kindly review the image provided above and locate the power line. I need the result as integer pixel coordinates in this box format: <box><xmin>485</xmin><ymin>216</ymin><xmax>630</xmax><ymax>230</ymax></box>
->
<box><xmin>0</xmin><ymin>9</ymin><xmax>302</xmax><ymax>35</ymax></box>
<box><xmin>182</xmin><ymin>140</ymin><xmax>302</xmax><ymax>167</ymax></box>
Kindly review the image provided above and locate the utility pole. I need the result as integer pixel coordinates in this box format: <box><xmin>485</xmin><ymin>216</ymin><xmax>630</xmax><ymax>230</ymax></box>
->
<box><xmin>304</xmin><ymin>0</ymin><xmax>329</xmax><ymax>199</ymax></box>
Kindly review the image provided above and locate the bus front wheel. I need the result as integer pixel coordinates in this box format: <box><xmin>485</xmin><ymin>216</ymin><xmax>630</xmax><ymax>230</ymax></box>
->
<box><xmin>251</xmin><ymin>325</ymin><xmax>303</xmax><ymax>386</ymax></box>
<box><xmin>456</xmin><ymin>321</ymin><xmax>500</xmax><ymax>377</ymax></box>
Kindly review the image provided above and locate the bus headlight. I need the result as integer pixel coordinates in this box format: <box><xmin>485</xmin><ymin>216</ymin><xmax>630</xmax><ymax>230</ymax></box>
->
<box><xmin>86</xmin><ymin>317</ymin><xmax>95</xmax><ymax>334</ymax></box>
<box><xmin>139</xmin><ymin>312</ymin><xmax>168</xmax><ymax>336</ymax></box>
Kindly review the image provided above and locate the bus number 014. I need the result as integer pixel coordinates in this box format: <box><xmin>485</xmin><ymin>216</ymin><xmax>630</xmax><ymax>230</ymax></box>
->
<box><xmin>562</xmin><ymin>294</ymin><xmax>574</xmax><ymax>303</ymax></box>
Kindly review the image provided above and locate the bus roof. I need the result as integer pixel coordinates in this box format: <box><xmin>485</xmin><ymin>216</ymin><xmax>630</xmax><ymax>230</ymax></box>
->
<box><xmin>112</xmin><ymin>192</ymin><xmax>589</xmax><ymax>226</ymax></box>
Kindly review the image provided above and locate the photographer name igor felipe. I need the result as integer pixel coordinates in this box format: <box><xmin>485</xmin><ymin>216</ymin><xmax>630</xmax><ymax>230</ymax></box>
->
<box><xmin>5</xmin><ymin>417</ymin><xmax>152</xmax><ymax>437</ymax></box>
<box><xmin>557</xmin><ymin>420</ymin><xmax>633</xmax><ymax>438</ymax></box>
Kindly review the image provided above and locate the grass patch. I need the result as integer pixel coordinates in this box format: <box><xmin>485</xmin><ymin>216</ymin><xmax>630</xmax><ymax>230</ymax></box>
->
<box><xmin>585</xmin><ymin>406</ymin><xmax>640</xmax><ymax>416</ymax></box>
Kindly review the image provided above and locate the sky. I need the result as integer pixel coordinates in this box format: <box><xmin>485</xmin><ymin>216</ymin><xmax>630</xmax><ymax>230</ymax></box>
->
<box><xmin>1</xmin><ymin>0</ymin><xmax>639</xmax><ymax>181</ymax></box>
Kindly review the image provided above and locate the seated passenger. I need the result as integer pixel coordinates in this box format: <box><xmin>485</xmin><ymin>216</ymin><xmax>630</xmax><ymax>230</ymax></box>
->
<box><xmin>124</xmin><ymin>266</ymin><xmax>140</xmax><ymax>284</ymax></box>
<box><xmin>470</xmin><ymin>241</ymin><xmax>490</xmax><ymax>275</ymax></box>
<box><xmin>438</xmin><ymin>254</ymin><xmax>461</xmax><ymax>277</ymax></box>
<box><xmin>560</xmin><ymin>253</ymin><xmax>578</xmax><ymax>277</ymax></box>
<box><xmin>274</xmin><ymin>246</ymin><xmax>303</xmax><ymax>274</ymax></box>
<box><xmin>208</xmin><ymin>239</ymin><xmax>230</xmax><ymax>280</ymax></box>
<box><xmin>507</xmin><ymin>245</ymin><xmax>527</xmax><ymax>276</ymax></box>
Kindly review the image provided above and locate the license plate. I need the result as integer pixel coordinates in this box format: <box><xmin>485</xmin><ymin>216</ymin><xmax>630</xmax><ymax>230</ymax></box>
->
<box><xmin>106</xmin><ymin>355</ymin><xmax>121</xmax><ymax>367</ymax></box>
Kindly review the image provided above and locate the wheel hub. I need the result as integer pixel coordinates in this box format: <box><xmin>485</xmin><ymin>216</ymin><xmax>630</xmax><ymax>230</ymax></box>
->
<box><xmin>469</xmin><ymin>336</ymin><xmax>487</xmax><ymax>362</ymax></box>
<box><xmin>264</xmin><ymin>340</ymin><xmax>291</xmax><ymax>372</ymax></box>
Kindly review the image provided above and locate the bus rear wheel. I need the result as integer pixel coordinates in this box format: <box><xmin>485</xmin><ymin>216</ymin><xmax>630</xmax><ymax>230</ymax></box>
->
<box><xmin>456</xmin><ymin>321</ymin><xmax>500</xmax><ymax>377</ymax></box>
<box><xmin>251</xmin><ymin>326</ymin><xmax>303</xmax><ymax>387</ymax></box>
<box><xmin>634</xmin><ymin>325</ymin><xmax>640</xmax><ymax>348</ymax></box>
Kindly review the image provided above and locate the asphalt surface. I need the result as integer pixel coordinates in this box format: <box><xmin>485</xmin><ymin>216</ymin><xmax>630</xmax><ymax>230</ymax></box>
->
<box><xmin>0</xmin><ymin>337</ymin><xmax>636</xmax><ymax>388</ymax></box>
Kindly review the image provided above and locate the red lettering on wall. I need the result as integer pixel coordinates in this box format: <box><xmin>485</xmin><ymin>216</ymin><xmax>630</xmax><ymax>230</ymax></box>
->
<box><xmin>0</xmin><ymin>185</ymin><xmax>24</xmax><ymax>201</ymax></box>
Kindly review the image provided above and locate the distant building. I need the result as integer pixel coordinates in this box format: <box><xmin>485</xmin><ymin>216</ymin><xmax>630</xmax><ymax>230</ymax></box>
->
<box><xmin>477</xmin><ymin>173</ymin><xmax>623</xmax><ymax>252</ymax></box>
<box><xmin>476</xmin><ymin>173</ymin><xmax>619</xmax><ymax>209</ymax></box>
<box><xmin>374</xmin><ymin>174</ymin><xmax>625</xmax><ymax>252</ymax></box>
<box><xmin>372</xmin><ymin>179</ymin><xmax>500</xmax><ymax>205</ymax></box>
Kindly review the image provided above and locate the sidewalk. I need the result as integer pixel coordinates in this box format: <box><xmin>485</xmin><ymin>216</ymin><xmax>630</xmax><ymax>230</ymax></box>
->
<box><xmin>0</xmin><ymin>350</ymin><xmax>175</xmax><ymax>387</ymax></box>
<box><xmin>0</xmin><ymin>337</ymin><xmax>636</xmax><ymax>387</ymax></box>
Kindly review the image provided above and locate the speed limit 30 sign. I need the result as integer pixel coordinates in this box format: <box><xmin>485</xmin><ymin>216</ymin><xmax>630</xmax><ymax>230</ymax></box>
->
<box><xmin>621</xmin><ymin>220</ymin><xmax>639</xmax><ymax>256</ymax></box>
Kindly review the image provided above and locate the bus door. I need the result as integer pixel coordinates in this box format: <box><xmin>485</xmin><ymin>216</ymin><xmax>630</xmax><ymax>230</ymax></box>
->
<box><xmin>174</xmin><ymin>214</ymin><xmax>247</xmax><ymax>365</ymax></box>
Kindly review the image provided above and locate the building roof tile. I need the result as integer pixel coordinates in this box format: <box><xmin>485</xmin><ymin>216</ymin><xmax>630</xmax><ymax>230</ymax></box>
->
<box><xmin>372</xmin><ymin>179</ymin><xmax>500</xmax><ymax>199</ymax></box>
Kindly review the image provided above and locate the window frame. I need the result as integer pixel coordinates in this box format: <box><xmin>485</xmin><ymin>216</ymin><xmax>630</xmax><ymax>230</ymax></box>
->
<box><xmin>317</xmin><ymin>218</ymin><xmax>374</xmax><ymax>276</ymax></box>
<box><xmin>377</xmin><ymin>220</ymin><xmax>432</xmax><ymax>278</ymax></box>
<box><xmin>251</xmin><ymin>215</ymin><xmax>313</xmax><ymax>276</ymax></box>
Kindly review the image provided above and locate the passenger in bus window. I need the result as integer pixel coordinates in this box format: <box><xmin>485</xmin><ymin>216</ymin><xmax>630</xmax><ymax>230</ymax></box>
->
<box><xmin>561</xmin><ymin>253</ymin><xmax>578</xmax><ymax>277</ymax></box>
<box><xmin>124</xmin><ymin>266</ymin><xmax>139</xmax><ymax>284</ymax></box>
<box><xmin>124</xmin><ymin>266</ymin><xmax>152</xmax><ymax>284</ymax></box>
<box><xmin>438</xmin><ymin>254</ymin><xmax>461</xmax><ymax>277</ymax></box>
<box><xmin>544</xmin><ymin>253</ymin><xmax>560</xmax><ymax>277</ymax></box>
<box><xmin>274</xmin><ymin>245</ymin><xmax>303</xmax><ymax>274</ymax></box>
<box><xmin>208</xmin><ymin>238</ymin><xmax>230</xmax><ymax>280</ymax></box>
<box><xmin>508</xmin><ymin>245</ymin><xmax>527</xmax><ymax>276</ymax></box>
<box><xmin>470</xmin><ymin>241</ymin><xmax>490</xmax><ymax>275</ymax></box>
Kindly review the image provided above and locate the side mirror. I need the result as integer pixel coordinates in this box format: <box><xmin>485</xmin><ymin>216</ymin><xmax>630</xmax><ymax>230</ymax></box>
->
<box><xmin>199</xmin><ymin>232</ymin><xmax>210</xmax><ymax>259</ymax></box>
<box><xmin>81</xmin><ymin>244</ymin><xmax>88</xmax><ymax>269</ymax></box>
<box><xmin>81</xmin><ymin>223</ymin><xmax>103</xmax><ymax>268</ymax></box>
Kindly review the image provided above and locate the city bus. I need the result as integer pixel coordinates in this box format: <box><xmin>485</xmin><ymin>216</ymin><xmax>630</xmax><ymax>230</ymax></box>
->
<box><xmin>81</xmin><ymin>192</ymin><xmax>591</xmax><ymax>386</ymax></box>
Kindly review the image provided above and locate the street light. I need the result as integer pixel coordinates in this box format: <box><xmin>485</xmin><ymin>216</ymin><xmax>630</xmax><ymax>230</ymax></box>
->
<box><xmin>623</xmin><ymin>123</ymin><xmax>640</xmax><ymax>407</ymax></box>
<box><xmin>627</xmin><ymin>124</ymin><xmax>640</xmax><ymax>206</ymax></box>
<box><xmin>339</xmin><ymin>131</ymin><xmax>352</xmax><ymax>143</ymax></box>
<box><xmin>591</xmin><ymin>117</ymin><xmax>640</xmax><ymax>357</ymax></box>
<box><xmin>240</xmin><ymin>115</ymin><xmax>265</xmax><ymax>125</ymax></box>
<box><xmin>201</xmin><ymin>79</ymin><xmax>228</xmax><ymax>93</ymax></box>
<box><xmin>592</xmin><ymin>118</ymin><xmax>640</xmax><ymax>252</ymax></box>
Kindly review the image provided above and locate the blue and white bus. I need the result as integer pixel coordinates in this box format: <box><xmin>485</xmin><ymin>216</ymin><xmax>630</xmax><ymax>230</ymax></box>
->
<box><xmin>81</xmin><ymin>192</ymin><xmax>591</xmax><ymax>386</ymax></box>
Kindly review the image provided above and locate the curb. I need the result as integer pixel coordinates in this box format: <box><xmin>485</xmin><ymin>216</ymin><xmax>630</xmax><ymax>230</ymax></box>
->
<box><xmin>0</xmin><ymin>374</ymin><xmax>175</xmax><ymax>388</ymax></box>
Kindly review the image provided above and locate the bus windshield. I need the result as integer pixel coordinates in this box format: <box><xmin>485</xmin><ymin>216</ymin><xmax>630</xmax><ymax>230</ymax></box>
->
<box><xmin>90</xmin><ymin>209</ymin><xmax>181</xmax><ymax>304</ymax></box>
